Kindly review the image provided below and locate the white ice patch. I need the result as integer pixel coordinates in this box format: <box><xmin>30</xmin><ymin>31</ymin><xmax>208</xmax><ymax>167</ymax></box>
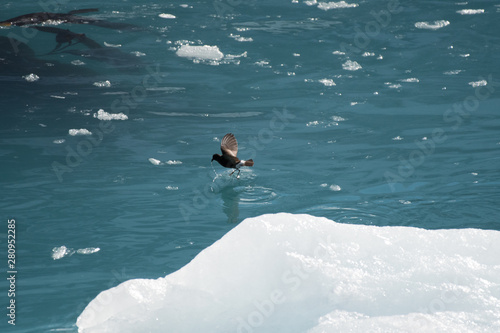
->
<box><xmin>159</xmin><ymin>13</ymin><xmax>176</xmax><ymax>19</ymax></box>
<box><xmin>22</xmin><ymin>73</ymin><xmax>40</xmax><ymax>82</ymax></box>
<box><xmin>443</xmin><ymin>70</ymin><xmax>462</xmax><ymax>75</ymax></box>
<box><xmin>318</xmin><ymin>78</ymin><xmax>336</xmax><ymax>86</ymax></box>
<box><xmin>176</xmin><ymin>44</ymin><xmax>224</xmax><ymax>61</ymax></box>
<box><xmin>165</xmin><ymin>160</ymin><xmax>182</xmax><ymax>165</ymax></box>
<box><xmin>104</xmin><ymin>42</ymin><xmax>121</xmax><ymax>48</ymax></box>
<box><xmin>148</xmin><ymin>158</ymin><xmax>162</xmax><ymax>165</ymax></box>
<box><xmin>52</xmin><ymin>246</ymin><xmax>100</xmax><ymax>260</ymax></box>
<box><xmin>456</xmin><ymin>9</ymin><xmax>484</xmax><ymax>15</ymax></box>
<box><xmin>69</xmin><ymin>129</ymin><xmax>92</xmax><ymax>136</ymax></box>
<box><xmin>229</xmin><ymin>33</ymin><xmax>253</xmax><ymax>42</ymax></box>
<box><xmin>414</xmin><ymin>20</ymin><xmax>450</xmax><ymax>30</ymax></box>
<box><xmin>93</xmin><ymin>109</ymin><xmax>128</xmax><ymax>120</ymax></box>
<box><xmin>317</xmin><ymin>1</ymin><xmax>359</xmax><ymax>10</ymax></box>
<box><xmin>400</xmin><ymin>78</ymin><xmax>419</xmax><ymax>83</ymax></box>
<box><xmin>342</xmin><ymin>60</ymin><xmax>362</xmax><ymax>71</ymax></box>
<box><xmin>77</xmin><ymin>213</ymin><xmax>500</xmax><ymax>332</ymax></box>
<box><xmin>130</xmin><ymin>51</ymin><xmax>146</xmax><ymax>57</ymax></box>
<box><xmin>71</xmin><ymin>60</ymin><xmax>86</xmax><ymax>66</ymax></box>
<box><xmin>469</xmin><ymin>80</ymin><xmax>487</xmax><ymax>88</ymax></box>
<box><xmin>93</xmin><ymin>80</ymin><xmax>111</xmax><ymax>88</ymax></box>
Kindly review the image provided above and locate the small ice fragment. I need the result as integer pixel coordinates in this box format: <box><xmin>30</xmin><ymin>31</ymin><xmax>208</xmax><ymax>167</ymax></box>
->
<box><xmin>93</xmin><ymin>80</ymin><xmax>111</xmax><ymax>88</ymax></box>
<box><xmin>93</xmin><ymin>109</ymin><xmax>128</xmax><ymax>120</ymax></box>
<box><xmin>342</xmin><ymin>60</ymin><xmax>362</xmax><ymax>71</ymax></box>
<box><xmin>52</xmin><ymin>246</ymin><xmax>75</xmax><ymax>260</ymax></box>
<box><xmin>69</xmin><ymin>129</ymin><xmax>92</xmax><ymax>136</ymax></box>
<box><xmin>149</xmin><ymin>158</ymin><xmax>162</xmax><ymax>165</ymax></box>
<box><xmin>159</xmin><ymin>13</ymin><xmax>176</xmax><ymax>19</ymax></box>
<box><xmin>76</xmin><ymin>247</ymin><xmax>100</xmax><ymax>255</ymax></box>
<box><xmin>318</xmin><ymin>78</ymin><xmax>336</xmax><ymax>86</ymax></box>
<box><xmin>176</xmin><ymin>44</ymin><xmax>224</xmax><ymax>61</ymax></box>
<box><xmin>23</xmin><ymin>73</ymin><xmax>40</xmax><ymax>82</ymax></box>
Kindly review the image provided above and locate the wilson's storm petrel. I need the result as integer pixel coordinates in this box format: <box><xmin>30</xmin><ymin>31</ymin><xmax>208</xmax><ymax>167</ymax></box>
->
<box><xmin>212</xmin><ymin>133</ymin><xmax>254</xmax><ymax>177</ymax></box>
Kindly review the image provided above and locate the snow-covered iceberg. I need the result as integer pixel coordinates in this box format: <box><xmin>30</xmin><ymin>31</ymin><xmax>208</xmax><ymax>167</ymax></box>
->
<box><xmin>77</xmin><ymin>213</ymin><xmax>500</xmax><ymax>332</ymax></box>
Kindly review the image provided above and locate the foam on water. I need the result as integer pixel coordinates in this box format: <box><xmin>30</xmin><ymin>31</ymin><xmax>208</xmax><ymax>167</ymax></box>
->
<box><xmin>77</xmin><ymin>213</ymin><xmax>500</xmax><ymax>332</ymax></box>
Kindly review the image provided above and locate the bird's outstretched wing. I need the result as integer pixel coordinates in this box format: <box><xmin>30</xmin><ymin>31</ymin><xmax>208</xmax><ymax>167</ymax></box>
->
<box><xmin>220</xmin><ymin>133</ymin><xmax>238</xmax><ymax>157</ymax></box>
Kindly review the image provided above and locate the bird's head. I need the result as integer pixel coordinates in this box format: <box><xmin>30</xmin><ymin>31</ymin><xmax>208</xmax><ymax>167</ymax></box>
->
<box><xmin>211</xmin><ymin>154</ymin><xmax>218</xmax><ymax>162</ymax></box>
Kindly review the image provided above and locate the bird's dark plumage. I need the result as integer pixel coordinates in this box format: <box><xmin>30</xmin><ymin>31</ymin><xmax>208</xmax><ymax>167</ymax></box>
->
<box><xmin>212</xmin><ymin>133</ymin><xmax>254</xmax><ymax>177</ymax></box>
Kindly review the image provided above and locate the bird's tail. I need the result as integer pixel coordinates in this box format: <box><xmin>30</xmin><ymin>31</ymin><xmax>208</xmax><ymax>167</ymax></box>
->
<box><xmin>244</xmin><ymin>159</ymin><xmax>254</xmax><ymax>167</ymax></box>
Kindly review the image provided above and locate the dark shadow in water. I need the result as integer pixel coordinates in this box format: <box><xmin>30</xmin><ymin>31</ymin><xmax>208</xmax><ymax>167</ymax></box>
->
<box><xmin>0</xmin><ymin>36</ymin><xmax>92</xmax><ymax>76</ymax></box>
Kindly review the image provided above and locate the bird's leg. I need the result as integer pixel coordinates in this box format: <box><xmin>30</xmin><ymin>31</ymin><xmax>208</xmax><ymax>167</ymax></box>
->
<box><xmin>229</xmin><ymin>168</ymin><xmax>241</xmax><ymax>178</ymax></box>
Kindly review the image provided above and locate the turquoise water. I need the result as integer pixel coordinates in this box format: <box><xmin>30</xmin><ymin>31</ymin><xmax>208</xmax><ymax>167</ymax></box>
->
<box><xmin>1</xmin><ymin>0</ymin><xmax>499</xmax><ymax>331</ymax></box>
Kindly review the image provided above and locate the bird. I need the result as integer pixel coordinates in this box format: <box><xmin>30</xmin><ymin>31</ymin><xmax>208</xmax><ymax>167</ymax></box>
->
<box><xmin>211</xmin><ymin>133</ymin><xmax>254</xmax><ymax>178</ymax></box>
<box><xmin>0</xmin><ymin>8</ymin><xmax>139</xmax><ymax>30</ymax></box>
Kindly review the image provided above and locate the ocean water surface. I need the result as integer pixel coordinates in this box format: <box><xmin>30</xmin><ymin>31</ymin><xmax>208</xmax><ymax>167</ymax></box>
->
<box><xmin>1</xmin><ymin>0</ymin><xmax>499</xmax><ymax>332</ymax></box>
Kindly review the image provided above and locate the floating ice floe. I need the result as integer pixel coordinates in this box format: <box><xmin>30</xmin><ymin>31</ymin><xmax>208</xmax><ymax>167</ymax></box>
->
<box><xmin>71</xmin><ymin>60</ymin><xmax>86</xmax><ymax>66</ymax></box>
<box><xmin>130</xmin><ymin>51</ymin><xmax>146</xmax><ymax>57</ymax></box>
<box><xmin>148</xmin><ymin>159</ymin><xmax>182</xmax><ymax>166</ymax></box>
<box><xmin>52</xmin><ymin>246</ymin><xmax>100</xmax><ymax>260</ymax></box>
<box><xmin>94</xmin><ymin>109</ymin><xmax>128</xmax><ymax>121</ymax></box>
<box><xmin>414</xmin><ymin>20</ymin><xmax>450</xmax><ymax>30</ymax></box>
<box><xmin>93</xmin><ymin>80</ymin><xmax>111</xmax><ymax>88</ymax></box>
<box><xmin>317</xmin><ymin>1</ymin><xmax>359</xmax><ymax>10</ymax></box>
<box><xmin>229</xmin><ymin>33</ymin><xmax>253</xmax><ymax>42</ymax></box>
<box><xmin>318</xmin><ymin>78</ymin><xmax>336</xmax><ymax>86</ymax></box>
<box><xmin>175</xmin><ymin>43</ymin><xmax>247</xmax><ymax>65</ymax></box>
<box><xmin>342</xmin><ymin>60</ymin><xmax>362</xmax><ymax>71</ymax></box>
<box><xmin>104</xmin><ymin>42</ymin><xmax>121</xmax><ymax>48</ymax></box>
<box><xmin>320</xmin><ymin>183</ymin><xmax>342</xmax><ymax>191</ymax></box>
<box><xmin>22</xmin><ymin>73</ymin><xmax>40</xmax><ymax>82</ymax></box>
<box><xmin>176</xmin><ymin>44</ymin><xmax>224</xmax><ymax>62</ymax></box>
<box><xmin>69</xmin><ymin>129</ymin><xmax>92</xmax><ymax>136</ymax></box>
<box><xmin>148</xmin><ymin>158</ymin><xmax>162</xmax><ymax>165</ymax></box>
<box><xmin>469</xmin><ymin>80</ymin><xmax>487</xmax><ymax>88</ymax></box>
<box><xmin>456</xmin><ymin>9</ymin><xmax>484</xmax><ymax>15</ymax></box>
<box><xmin>400</xmin><ymin>78</ymin><xmax>419</xmax><ymax>83</ymax></box>
<box><xmin>76</xmin><ymin>213</ymin><xmax>500</xmax><ymax>332</ymax></box>
<box><xmin>159</xmin><ymin>13</ymin><xmax>176</xmax><ymax>19</ymax></box>
<box><xmin>166</xmin><ymin>160</ymin><xmax>182</xmax><ymax>165</ymax></box>
<box><xmin>443</xmin><ymin>70</ymin><xmax>462</xmax><ymax>75</ymax></box>
<box><xmin>305</xmin><ymin>1</ymin><xmax>358</xmax><ymax>10</ymax></box>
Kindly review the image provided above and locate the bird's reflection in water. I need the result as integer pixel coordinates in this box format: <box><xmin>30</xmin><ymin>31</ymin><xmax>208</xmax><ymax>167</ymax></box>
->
<box><xmin>220</xmin><ymin>186</ymin><xmax>240</xmax><ymax>224</ymax></box>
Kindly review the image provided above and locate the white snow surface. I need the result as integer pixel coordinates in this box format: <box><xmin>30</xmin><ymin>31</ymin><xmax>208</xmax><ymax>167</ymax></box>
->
<box><xmin>77</xmin><ymin>213</ymin><xmax>500</xmax><ymax>333</ymax></box>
